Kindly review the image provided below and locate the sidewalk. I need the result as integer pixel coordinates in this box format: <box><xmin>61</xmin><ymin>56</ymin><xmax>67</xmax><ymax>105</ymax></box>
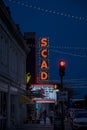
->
<box><xmin>64</xmin><ymin>118</ymin><xmax>72</xmax><ymax>130</ymax></box>
<box><xmin>16</xmin><ymin>121</ymin><xmax>71</xmax><ymax>130</ymax></box>
<box><xmin>7</xmin><ymin>117</ymin><xmax>72</xmax><ymax>130</ymax></box>
<box><xmin>14</xmin><ymin>122</ymin><xmax>53</xmax><ymax>130</ymax></box>
<box><xmin>8</xmin><ymin>117</ymin><xmax>53</xmax><ymax>130</ymax></box>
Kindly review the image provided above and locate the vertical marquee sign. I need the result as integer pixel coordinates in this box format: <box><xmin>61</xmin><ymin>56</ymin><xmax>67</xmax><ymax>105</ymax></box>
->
<box><xmin>39</xmin><ymin>37</ymin><xmax>49</xmax><ymax>83</ymax></box>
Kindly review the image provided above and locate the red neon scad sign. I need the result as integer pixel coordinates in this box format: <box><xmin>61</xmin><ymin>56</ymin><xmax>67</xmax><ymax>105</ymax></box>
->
<box><xmin>39</xmin><ymin>38</ymin><xmax>49</xmax><ymax>81</ymax></box>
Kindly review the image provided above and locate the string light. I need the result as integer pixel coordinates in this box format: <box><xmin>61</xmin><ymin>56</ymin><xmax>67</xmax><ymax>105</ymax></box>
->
<box><xmin>32</xmin><ymin>44</ymin><xmax>87</xmax><ymax>50</ymax></box>
<box><xmin>8</xmin><ymin>0</ymin><xmax>86</xmax><ymax>21</ymax></box>
<box><xmin>29</xmin><ymin>43</ymin><xmax>87</xmax><ymax>58</ymax></box>
<box><xmin>50</xmin><ymin>45</ymin><xmax>87</xmax><ymax>50</ymax></box>
<box><xmin>32</xmin><ymin>43</ymin><xmax>87</xmax><ymax>50</ymax></box>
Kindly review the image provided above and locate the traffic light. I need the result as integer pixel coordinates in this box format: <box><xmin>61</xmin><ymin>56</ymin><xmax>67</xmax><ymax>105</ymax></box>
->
<box><xmin>59</xmin><ymin>60</ymin><xmax>66</xmax><ymax>76</ymax></box>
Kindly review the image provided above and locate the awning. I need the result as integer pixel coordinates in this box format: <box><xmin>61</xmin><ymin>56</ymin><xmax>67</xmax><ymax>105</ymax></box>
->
<box><xmin>20</xmin><ymin>95</ymin><xmax>33</xmax><ymax>104</ymax></box>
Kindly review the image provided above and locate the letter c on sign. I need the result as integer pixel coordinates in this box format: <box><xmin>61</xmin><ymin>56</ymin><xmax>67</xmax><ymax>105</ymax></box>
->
<box><xmin>41</xmin><ymin>49</ymin><xmax>48</xmax><ymax>58</ymax></box>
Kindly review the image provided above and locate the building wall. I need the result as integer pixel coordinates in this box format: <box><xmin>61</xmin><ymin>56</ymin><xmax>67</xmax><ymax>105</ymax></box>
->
<box><xmin>24</xmin><ymin>32</ymin><xmax>36</xmax><ymax>89</ymax></box>
<box><xmin>0</xmin><ymin>0</ymin><xmax>28</xmax><ymax>129</ymax></box>
<box><xmin>0</xmin><ymin>19</ymin><xmax>26</xmax><ymax>83</ymax></box>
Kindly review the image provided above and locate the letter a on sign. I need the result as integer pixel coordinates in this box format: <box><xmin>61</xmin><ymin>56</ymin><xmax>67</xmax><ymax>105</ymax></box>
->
<box><xmin>40</xmin><ymin>60</ymin><xmax>48</xmax><ymax>69</ymax></box>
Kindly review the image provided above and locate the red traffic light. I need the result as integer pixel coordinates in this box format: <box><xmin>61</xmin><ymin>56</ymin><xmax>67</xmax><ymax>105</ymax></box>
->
<box><xmin>59</xmin><ymin>60</ymin><xmax>66</xmax><ymax>67</ymax></box>
<box><xmin>59</xmin><ymin>60</ymin><xmax>66</xmax><ymax>76</ymax></box>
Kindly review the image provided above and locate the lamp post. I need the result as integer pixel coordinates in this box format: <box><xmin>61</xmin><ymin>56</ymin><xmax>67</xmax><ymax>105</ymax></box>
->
<box><xmin>59</xmin><ymin>60</ymin><xmax>66</xmax><ymax>130</ymax></box>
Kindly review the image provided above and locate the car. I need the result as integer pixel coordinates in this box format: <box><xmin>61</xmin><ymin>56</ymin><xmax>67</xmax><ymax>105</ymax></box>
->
<box><xmin>69</xmin><ymin>108</ymin><xmax>86</xmax><ymax>122</ymax></box>
<box><xmin>71</xmin><ymin>110</ymin><xmax>87</xmax><ymax>130</ymax></box>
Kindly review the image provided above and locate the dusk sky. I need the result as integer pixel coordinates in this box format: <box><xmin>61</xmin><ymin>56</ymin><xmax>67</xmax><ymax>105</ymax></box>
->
<box><xmin>4</xmin><ymin>0</ymin><xmax>87</xmax><ymax>98</ymax></box>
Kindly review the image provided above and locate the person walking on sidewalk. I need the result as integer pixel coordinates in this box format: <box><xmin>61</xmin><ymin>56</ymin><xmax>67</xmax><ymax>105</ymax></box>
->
<box><xmin>43</xmin><ymin>109</ymin><xmax>47</xmax><ymax>124</ymax></box>
<box><xmin>49</xmin><ymin>109</ymin><xmax>54</xmax><ymax>124</ymax></box>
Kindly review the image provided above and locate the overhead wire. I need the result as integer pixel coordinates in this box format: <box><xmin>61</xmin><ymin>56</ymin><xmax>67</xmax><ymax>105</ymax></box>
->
<box><xmin>48</xmin><ymin>79</ymin><xmax>87</xmax><ymax>83</ymax></box>
<box><xmin>37</xmin><ymin>45</ymin><xmax>87</xmax><ymax>58</ymax></box>
<box><xmin>49</xmin><ymin>49</ymin><xmax>87</xmax><ymax>58</ymax></box>
<box><xmin>47</xmin><ymin>79</ymin><xmax>87</xmax><ymax>88</ymax></box>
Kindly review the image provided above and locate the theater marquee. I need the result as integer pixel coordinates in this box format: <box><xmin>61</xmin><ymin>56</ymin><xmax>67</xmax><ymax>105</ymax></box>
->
<box><xmin>39</xmin><ymin>38</ymin><xmax>49</xmax><ymax>82</ymax></box>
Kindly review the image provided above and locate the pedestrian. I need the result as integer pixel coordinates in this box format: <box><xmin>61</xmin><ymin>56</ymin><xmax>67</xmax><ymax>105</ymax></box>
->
<box><xmin>43</xmin><ymin>109</ymin><xmax>47</xmax><ymax>124</ymax></box>
<box><xmin>49</xmin><ymin>109</ymin><xmax>54</xmax><ymax>124</ymax></box>
<box><xmin>39</xmin><ymin>112</ymin><xmax>43</xmax><ymax>120</ymax></box>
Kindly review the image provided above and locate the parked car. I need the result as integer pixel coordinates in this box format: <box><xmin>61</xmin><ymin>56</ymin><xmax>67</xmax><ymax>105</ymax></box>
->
<box><xmin>71</xmin><ymin>110</ymin><xmax>87</xmax><ymax>130</ymax></box>
<box><xmin>69</xmin><ymin>108</ymin><xmax>86</xmax><ymax>122</ymax></box>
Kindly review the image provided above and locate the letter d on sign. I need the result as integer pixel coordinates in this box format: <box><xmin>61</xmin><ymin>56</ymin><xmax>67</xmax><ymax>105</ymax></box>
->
<box><xmin>40</xmin><ymin>71</ymin><xmax>48</xmax><ymax>80</ymax></box>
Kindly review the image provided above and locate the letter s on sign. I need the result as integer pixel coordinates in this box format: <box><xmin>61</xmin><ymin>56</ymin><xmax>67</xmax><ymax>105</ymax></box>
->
<box><xmin>40</xmin><ymin>38</ymin><xmax>48</xmax><ymax>47</ymax></box>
